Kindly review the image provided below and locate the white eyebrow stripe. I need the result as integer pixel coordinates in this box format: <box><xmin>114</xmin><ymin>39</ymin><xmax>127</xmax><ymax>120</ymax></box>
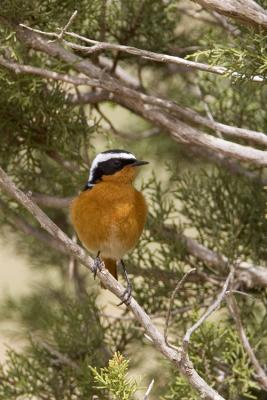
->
<box><xmin>88</xmin><ymin>152</ymin><xmax>136</xmax><ymax>182</ymax></box>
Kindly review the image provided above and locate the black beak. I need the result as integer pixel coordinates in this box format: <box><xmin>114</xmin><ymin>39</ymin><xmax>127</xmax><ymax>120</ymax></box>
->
<box><xmin>132</xmin><ymin>160</ymin><xmax>149</xmax><ymax>167</ymax></box>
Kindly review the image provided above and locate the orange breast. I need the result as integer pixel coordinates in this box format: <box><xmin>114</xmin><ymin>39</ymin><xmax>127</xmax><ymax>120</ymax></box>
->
<box><xmin>70</xmin><ymin>182</ymin><xmax>147</xmax><ymax>260</ymax></box>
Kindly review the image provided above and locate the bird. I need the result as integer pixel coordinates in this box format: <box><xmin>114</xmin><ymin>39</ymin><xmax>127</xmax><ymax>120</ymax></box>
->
<box><xmin>70</xmin><ymin>149</ymin><xmax>149</xmax><ymax>305</ymax></box>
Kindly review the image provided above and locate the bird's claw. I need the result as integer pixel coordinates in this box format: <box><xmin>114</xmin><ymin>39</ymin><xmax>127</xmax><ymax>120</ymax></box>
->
<box><xmin>93</xmin><ymin>255</ymin><xmax>103</xmax><ymax>279</ymax></box>
<box><xmin>117</xmin><ymin>283</ymin><xmax>132</xmax><ymax>306</ymax></box>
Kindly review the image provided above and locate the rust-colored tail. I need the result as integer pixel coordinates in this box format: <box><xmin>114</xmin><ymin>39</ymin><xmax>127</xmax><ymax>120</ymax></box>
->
<box><xmin>101</xmin><ymin>258</ymin><xmax>118</xmax><ymax>289</ymax></box>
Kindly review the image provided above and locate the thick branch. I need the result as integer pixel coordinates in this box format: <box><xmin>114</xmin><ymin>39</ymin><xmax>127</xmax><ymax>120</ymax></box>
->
<box><xmin>150</xmin><ymin>222</ymin><xmax>267</xmax><ymax>289</ymax></box>
<box><xmin>187</xmin><ymin>145</ymin><xmax>267</xmax><ymax>186</ymax></box>
<box><xmin>194</xmin><ymin>0</ymin><xmax>267</xmax><ymax>31</ymax></box>
<box><xmin>0</xmin><ymin>165</ymin><xmax>225</xmax><ymax>400</ymax></box>
<box><xmin>168</xmin><ymin>104</ymin><xmax>267</xmax><ymax>148</ymax></box>
<box><xmin>3</xmin><ymin>32</ymin><xmax>267</xmax><ymax>167</ymax></box>
<box><xmin>98</xmin><ymin>56</ymin><xmax>140</xmax><ymax>89</ymax></box>
<box><xmin>68</xmin><ymin>88</ymin><xmax>267</xmax><ymax>148</ymax></box>
<box><xmin>68</xmin><ymin>90</ymin><xmax>111</xmax><ymax>105</ymax></box>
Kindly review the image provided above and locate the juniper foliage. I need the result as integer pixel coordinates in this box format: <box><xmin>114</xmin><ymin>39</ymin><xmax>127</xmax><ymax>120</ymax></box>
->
<box><xmin>0</xmin><ymin>1</ymin><xmax>267</xmax><ymax>399</ymax></box>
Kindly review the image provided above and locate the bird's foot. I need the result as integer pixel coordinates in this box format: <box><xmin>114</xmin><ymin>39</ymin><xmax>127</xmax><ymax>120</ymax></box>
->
<box><xmin>117</xmin><ymin>283</ymin><xmax>132</xmax><ymax>307</ymax></box>
<box><xmin>93</xmin><ymin>251</ymin><xmax>103</xmax><ymax>279</ymax></box>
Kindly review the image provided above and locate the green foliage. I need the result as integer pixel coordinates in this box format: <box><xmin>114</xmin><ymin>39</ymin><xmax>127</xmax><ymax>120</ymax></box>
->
<box><xmin>163</xmin><ymin>322</ymin><xmax>258</xmax><ymax>400</ymax></box>
<box><xmin>1</xmin><ymin>0</ymin><xmax>177</xmax><ymax>52</ymax></box>
<box><xmin>0</xmin><ymin>2</ymin><xmax>267</xmax><ymax>400</ymax></box>
<box><xmin>0</xmin><ymin>70</ymin><xmax>90</xmax><ymax>190</ymax></box>
<box><xmin>173</xmin><ymin>168</ymin><xmax>267</xmax><ymax>262</ymax></box>
<box><xmin>0</xmin><ymin>290</ymin><xmax>108</xmax><ymax>399</ymax></box>
<box><xmin>91</xmin><ymin>352</ymin><xmax>138</xmax><ymax>400</ymax></box>
<box><xmin>188</xmin><ymin>30</ymin><xmax>267</xmax><ymax>81</ymax></box>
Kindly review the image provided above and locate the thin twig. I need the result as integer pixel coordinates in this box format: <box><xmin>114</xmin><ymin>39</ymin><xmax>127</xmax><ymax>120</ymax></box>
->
<box><xmin>164</xmin><ymin>268</ymin><xmax>196</xmax><ymax>348</ymax></box>
<box><xmin>227</xmin><ymin>294</ymin><xmax>267</xmax><ymax>390</ymax></box>
<box><xmin>30</xmin><ymin>192</ymin><xmax>73</xmax><ymax>208</ymax></box>
<box><xmin>19</xmin><ymin>23</ymin><xmax>265</xmax><ymax>82</ymax></box>
<box><xmin>48</xmin><ymin>10</ymin><xmax>77</xmax><ymax>42</ymax></box>
<box><xmin>183</xmin><ymin>272</ymin><xmax>233</xmax><ymax>353</ymax></box>
<box><xmin>33</xmin><ymin>337</ymin><xmax>79</xmax><ymax>370</ymax></box>
<box><xmin>144</xmin><ymin>379</ymin><xmax>155</xmax><ymax>400</ymax></box>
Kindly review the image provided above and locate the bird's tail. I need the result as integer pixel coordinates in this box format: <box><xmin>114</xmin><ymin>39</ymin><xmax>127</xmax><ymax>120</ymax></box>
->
<box><xmin>101</xmin><ymin>258</ymin><xmax>118</xmax><ymax>289</ymax></box>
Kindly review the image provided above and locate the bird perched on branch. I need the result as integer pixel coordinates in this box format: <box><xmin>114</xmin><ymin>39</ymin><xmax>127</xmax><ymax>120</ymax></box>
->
<box><xmin>70</xmin><ymin>149</ymin><xmax>149</xmax><ymax>305</ymax></box>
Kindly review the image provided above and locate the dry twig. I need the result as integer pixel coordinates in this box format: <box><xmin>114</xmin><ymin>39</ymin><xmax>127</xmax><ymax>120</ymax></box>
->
<box><xmin>183</xmin><ymin>272</ymin><xmax>233</xmax><ymax>353</ymax></box>
<box><xmin>164</xmin><ymin>268</ymin><xmax>196</xmax><ymax>348</ymax></box>
<box><xmin>144</xmin><ymin>379</ymin><xmax>155</xmax><ymax>400</ymax></box>
<box><xmin>227</xmin><ymin>294</ymin><xmax>267</xmax><ymax>390</ymax></box>
<box><xmin>20</xmin><ymin>22</ymin><xmax>265</xmax><ymax>82</ymax></box>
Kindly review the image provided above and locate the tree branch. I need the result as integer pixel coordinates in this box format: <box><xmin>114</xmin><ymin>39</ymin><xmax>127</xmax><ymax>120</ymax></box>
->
<box><xmin>68</xmin><ymin>87</ymin><xmax>267</xmax><ymax>148</ymax></box>
<box><xmin>193</xmin><ymin>0</ymin><xmax>267</xmax><ymax>31</ymax></box>
<box><xmin>187</xmin><ymin>145</ymin><xmax>267</xmax><ymax>186</ymax></box>
<box><xmin>30</xmin><ymin>192</ymin><xmax>74</xmax><ymax>208</ymax></box>
<box><xmin>0</xmin><ymin>199</ymin><xmax>67</xmax><ymax>254</ymax></box>
<box><xmin>68</xmin><ymin>90</ymin><xmax>112</xmax><ymax>105</ymax></box>
<box><xmin>3</xmin><ymin>30</ymin><xmax>267</xmax><ymax>167</ymax></box>
<box><xmin>20</xmin><ymin>22</ymin><xmax>265</xmax><ymax>82</ymax></box>
<box><xmin>0</xmin><ymin>164</ymin><xmax>226</xmax><ymax>400</ymax></box>
<box><xmin>150</xmin><ymin>221</ymin><xmax>267</xmax><ymax>289</ymax></box>
<box><xmin>168</xmin><ymin>103</ymin><xmax>267</xmax><ymax>148</ymax></box>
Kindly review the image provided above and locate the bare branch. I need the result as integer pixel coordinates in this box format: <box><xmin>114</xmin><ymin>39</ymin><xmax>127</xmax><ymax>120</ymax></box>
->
<box><xmin>210</xmin><ymin>10</ymin><xmax>240</xmax><ymax>35</ymax></box>
<box><xmin>68</xmin><ymin>90</ymin><xmax>111</xmax><ymax>105</ymax></box>
<box><xmin>0</xmin><ymin>199</ymin><xmax>67</xmax><ymax>254</ymax></box>
<box><xmin>30</xmin><ymin>192</ymin><xmax>73</xmax><ymax>208</ymax></box>
<box><xmin>155</xmin><ymin>222</ymin><xmax>267</xmax><ymax>289</ymax></box>
<box><xmin>19</xmin><ymin>23</ymin><xmax>265</xmax><ymax>82</ymax></box>
<box><xmin>195</xmin><ymin>111</ymin><xmax>267</xmax><ymax>147</ymax></box>
<box><xmin>150</xmin><ymin>112</ymin><xmax>267</xmax><ymax>166</ymax></box>
<box><xmin>53</xmin><ymin>10</ymin><xmax>78</xmax><ymax>41</ymax></box>
<box><xmin>187</xmin><ymin>145</ymin><xmax>267</xmax><ymax>186</ymax></box>
<box><xmin>227</xmin><ymin>294</ymin><xmax>267</xmax><ymax>390</ymax></box>
<box><xmin>0</xmin><ymin>165</ymin><xmax>226</xmax><ymax>400</ymax></box>
<box><xmin>69</xmin><ymin>86</ymin><xmax>267</xmax><ymax>149</ymax></box>
<box><xmin>3</xmin><ymin>29</ymin><xmax>267</xmax><ymax>168</ymax></box>
<box><xmin>144</xmin><ymin>379</ymin><xmax>155</xmax><ymax>400</ymax></box>
<box><xmin>183</xmin><ymin>272</ymin><xmax>233</xmax><ymax>352</ymax></box>
<box><xmin>34</xmin><ymin>337</ymin><xmax>79</xmax><ymax>370</ymax></box>
<box><xmin>98</xmin><ymin>56</ymin><xmax>140</xmax><ymax>89</ymax></box>
<box><xmin>0</xmin><ymin>55</ymin><xmax>95</xmax><ymax>87</ymax></box>
<box><xmin>140</xmin><ymin>96</ymin><xmax>267</xmax><ymax>148</ymax></box>
<box><xmin>194</xmin><ymin>0</ymin><xmax>267</xmax><ymax>31</ymax></box>
<box><xmin>164</xmin><ymin>268</ymin><xmax>196</xmax><ymax>348</ymax></box>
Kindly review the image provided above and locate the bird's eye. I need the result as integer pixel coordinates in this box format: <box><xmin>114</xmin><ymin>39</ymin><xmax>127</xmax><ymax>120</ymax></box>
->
<box><xmin>113</xmin><ymin>159</ymin><xmax>122</xmax><ymax>166</ymax></box>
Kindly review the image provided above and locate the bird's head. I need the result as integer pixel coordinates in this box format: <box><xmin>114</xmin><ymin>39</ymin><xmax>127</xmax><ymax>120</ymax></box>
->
<box><xmin>84</xmin><ymin>149</ymin><xmax>149</xmax><ymax>189</ymax></box>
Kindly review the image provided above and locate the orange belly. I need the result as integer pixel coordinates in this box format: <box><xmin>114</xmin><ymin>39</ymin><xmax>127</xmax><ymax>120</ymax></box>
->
<box><xmin>70</xmin><ymin>182</ymin><xmax>147</xmax><ymax>260</ymax></box>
